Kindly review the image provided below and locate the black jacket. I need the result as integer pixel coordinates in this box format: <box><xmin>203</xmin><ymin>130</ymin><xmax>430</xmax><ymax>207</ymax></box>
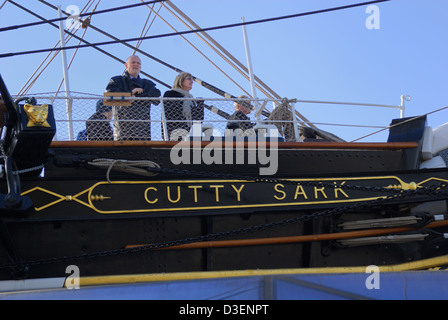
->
<box><xmin>86</xmin><ymin>111</ymin><xmax>113</xmax><ymax>141</ymax></box>
<box><xmin>226</xmin><ymin>110</ymin><xmax>255</xmax><ymax>132</ymax></box>
<box><xmin>163</xmin><ymin>90</ymin><xmax>204</xmax><ymax>140</ymax></box>
<box><xmin>106</xmin><ymin>72</ymin><xmax>161</xmax><ymax>102</ymax></box>
<box><xmin>105</xmin><ymin>71</ymin><xmax>161</xmax><ymax>140</ymax></box>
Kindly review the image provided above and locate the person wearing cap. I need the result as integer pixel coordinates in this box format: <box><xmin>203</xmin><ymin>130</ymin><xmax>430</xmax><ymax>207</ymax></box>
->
<box><xmin>86</xmin><ymin>100</ymin><xmax>113</xmax><ymax>141</ymax></box>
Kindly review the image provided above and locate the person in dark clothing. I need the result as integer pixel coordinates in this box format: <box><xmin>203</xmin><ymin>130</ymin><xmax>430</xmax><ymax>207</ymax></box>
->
<box><xmin>86</xmin><ymin>100</ymin><xmax>113</xmax><ymax>141</ymax></box>
<box><xmin>163</xmin><ymin>72</ymin><xmax>204</xmax><ymax>141</ymax></box>
<box><xmin>76</xmin><ymin>129</ymin><xmax>88</xmax><ymax>141</ymax></box>
<box><xmin>226</xmin><ymin>95</ymin><xmax>255</xmax><ymax>132</ymax></box>
<box><xmin>105</xmin><ymin>55</ymin><xmax>161</xmax><ymax>140</ymax></box>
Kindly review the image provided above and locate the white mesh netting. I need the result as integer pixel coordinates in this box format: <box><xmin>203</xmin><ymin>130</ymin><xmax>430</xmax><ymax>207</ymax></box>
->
<box><xmin>31</xmin><ymin>96</ymin><xmax>299</xmax><ymax>142</ymax></box>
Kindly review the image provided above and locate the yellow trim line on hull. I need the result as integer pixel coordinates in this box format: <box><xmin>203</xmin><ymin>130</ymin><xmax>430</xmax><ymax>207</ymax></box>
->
<box><xmin>71</xmin><ymin>254</ymin><xmax>448</xmax><ymax>288</ymax></box>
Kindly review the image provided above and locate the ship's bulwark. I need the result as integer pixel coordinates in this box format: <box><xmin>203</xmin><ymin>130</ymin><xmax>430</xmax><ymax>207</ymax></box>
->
<box><xmin>0</xmin><ymin>142</ymin><xmax>447</xmax><ymax>281</ymax></box>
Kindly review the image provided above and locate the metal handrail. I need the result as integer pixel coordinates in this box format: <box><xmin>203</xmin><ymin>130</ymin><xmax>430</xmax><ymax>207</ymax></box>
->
<box><xmin>12</xmin><ymin>95</ymin><xmax>407</xmax><ymax>142</ymax></box>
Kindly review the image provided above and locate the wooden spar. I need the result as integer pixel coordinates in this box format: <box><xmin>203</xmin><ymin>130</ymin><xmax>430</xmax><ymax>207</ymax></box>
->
<box><xmin>124</xmin><ymin>220</ymin><xmax>448</xmax><ymax>251</ymax></box>
<box><xmin>193</xmin><ymin>77</ymin><xmax>270</xmax><ymax>117</ymax></box>
<box><xmin>203</xmin><ymin>103</ymin><xmax>232</xmax><ymax>120</ymax></box>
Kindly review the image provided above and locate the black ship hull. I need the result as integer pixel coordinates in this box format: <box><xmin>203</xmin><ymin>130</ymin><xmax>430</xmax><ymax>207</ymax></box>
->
<box><xmin>1</xmin><ymin>141</ymin><xmax>447</xmax><ymax>281</ymax></box>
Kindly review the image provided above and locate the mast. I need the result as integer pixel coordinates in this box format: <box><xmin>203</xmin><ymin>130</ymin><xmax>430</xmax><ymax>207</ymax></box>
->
<box><xmin>58</xmin><ymin>5</ymin><xmax>73</xmax><ymax>140</ymax></box>
<box><xmin>241</xmin><ymin>17</ymin><xmax>260</xmax><ymax>122</ymax></box>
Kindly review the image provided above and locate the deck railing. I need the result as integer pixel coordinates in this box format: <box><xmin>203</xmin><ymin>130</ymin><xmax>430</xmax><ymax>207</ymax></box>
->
<box><xmin>14</xmin><ymin>95</ymin><xmax>406</xmax><ymax>143</ymax></box>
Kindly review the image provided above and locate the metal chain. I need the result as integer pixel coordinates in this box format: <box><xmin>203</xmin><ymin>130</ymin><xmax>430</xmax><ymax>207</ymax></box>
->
<box><xmin>0</xmin><ymin>141</ymin><xmax>44</xmax><ymax>175</ymax></box>
<box><xmin>12</xmin><ymin>165</ymin><xmax>44</xmax><ymax>175</ymax></box>
<box><xmin>147</xmin><ymin>165</ymin><xmax>448</xmax><ymax>197</ymax></box>
<box><xmin>94</xmin><ymin>159</ymin><xmax>413</xmax><ymax>194</ymax></box>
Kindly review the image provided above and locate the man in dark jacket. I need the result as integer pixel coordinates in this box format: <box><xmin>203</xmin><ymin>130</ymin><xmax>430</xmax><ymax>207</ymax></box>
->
<box><xmin>105</xmin><ymin>55</ymin><xmax>161</xmax><ymax>140</ymax></box>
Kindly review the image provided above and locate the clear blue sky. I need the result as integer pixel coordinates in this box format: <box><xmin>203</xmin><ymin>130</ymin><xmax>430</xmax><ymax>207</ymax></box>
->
<box><xmin>1</xmin><ymin>0</ymin><xmax>447</xmax><ymax>142</ymax></box>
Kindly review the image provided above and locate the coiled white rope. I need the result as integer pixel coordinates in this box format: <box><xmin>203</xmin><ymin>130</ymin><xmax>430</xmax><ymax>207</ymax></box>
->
<box><xmin>88</xmin><ymin>158</ymin><xmax>160</xmax><ymax>183</ymax></box>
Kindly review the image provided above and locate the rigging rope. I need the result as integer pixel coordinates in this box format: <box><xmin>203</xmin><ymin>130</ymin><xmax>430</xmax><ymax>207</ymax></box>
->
<box><xmin>8</xmin><ymin>0</ymin><xmax>388</xmax><ymax>138</ymax></box>
<box><xmin>6</xmin><ymin>0</ymin><xmax>393</xmax><ymax>141</ymax></box>
<box><xmin>54</xmin><ymin>0</ymin><xmax>102</xmax><ymax>97</ymax></box>
<box><xmin>8</xmin><ymin>0</ymin><xmax>170</xmax><ymax>90</ymax></box>
<box><xmin>17</xmin><ymin>1</ymin><xmax>95</xmax><ymax>96</ymax></box>
<box><xmin>39</xmin><ymin>0</ymin><xmax>171</xmax><ymax>89</ymax></box>
<box><xmin>142</xmin><ymin>0</ymin><xmax>251</xmax><ymax>97</ymax></box>
<box><xmin>160</xmin><ymin>1</ymin><xmax>252</xmax><ymax>97</ymax></box>
<box><xmin>151</xmin><ymin>1</ymin><xmax>315</xmax><ymax>132</ymax></box>
<box><xmin>133</xmin><ymin>1</ymin><xmax>161</xmax><ymax>54</ymax></box>
<box><xmin>0</xmin><ymin>0</ymin><xmax>392</xmax><ymax>58</ymax></box>
<box><xmin>351</xmin><ymin>105</ymin><xmax>448</xmax><ymax>142</ymax></box>
<box><xmin>35</xmin><ymin>1</ymin><xmax>270</xmax><ymax>118</ymax></box>
<box><xmin>0</xmin><ymin>0</ymin><xmax>166</xmax><ymax>33</ymax></box>
<box><xmin>163</xmin><ymin>1</ymin><xmax>280</xmax><ymax>105</ymax></box>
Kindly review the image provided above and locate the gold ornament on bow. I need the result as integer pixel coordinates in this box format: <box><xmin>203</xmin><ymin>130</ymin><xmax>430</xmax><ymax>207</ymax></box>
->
<box><xmin>24</xmin><ymin>104</ymin><xmax>51</xmax><ymax>128</ymax></box>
